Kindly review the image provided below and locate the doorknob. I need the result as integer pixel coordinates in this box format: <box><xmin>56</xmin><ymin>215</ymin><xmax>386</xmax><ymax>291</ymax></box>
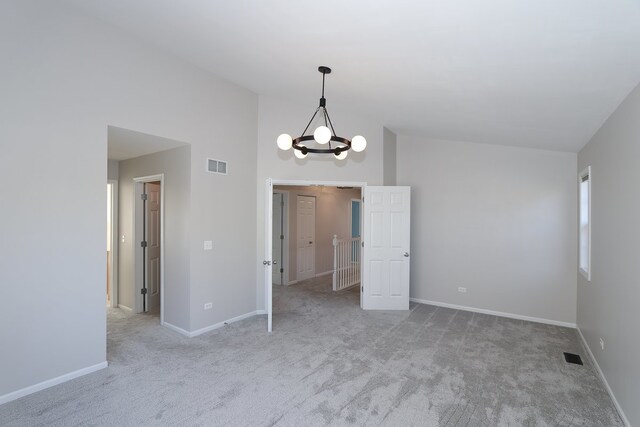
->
<box><xmin>309</xmin><ymin>241</ymin><xmax>313</xmax><ymax>244</ymax></box>
<box><xmin>404</xmin><ymin>252</ymin><xmax>410</xmax><ymax>257</ymax></box>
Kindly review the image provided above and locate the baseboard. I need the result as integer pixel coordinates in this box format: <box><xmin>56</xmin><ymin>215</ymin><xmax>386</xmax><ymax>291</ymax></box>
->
<box><xmin>162</xmin><ymin>321</ymin><xmax>191</xmax><ymax>337</ymax></box>
<box><xmin>410</xmin><ymin>298</ymin><xmax>576</xmax><ymax>328</ymax></box>
<box><xmin>117</xmin><ymin>304</ymin><xmax>133</xmax><ymax>313</ymax></box>
<box><xmin>0</xmin><ymin>361</ymin><xmax>108</xmax><ymax>406</ymax></box>
<box><xmin>256</xmin><ymin>309</ymin><xmax>267</xmax><ymax>315</ymax></box>
<box><xmin>577</xmin><ymin>328</ymin><xmax>630</xmax><ymax>426</ymax></box>
<box><xmin>287</xmin><ymin>280</ymin><xmax>298</xmax><ymax>286</ymax></box>
<box><xmin>315</xmin><ymin>270</ymin><xmax>333</xmax><ymax>278</ymax></box>
<box><xmin>189</xmin><ymin>310</ymin><xmax>260</xmax><ymax>337</ymax></box>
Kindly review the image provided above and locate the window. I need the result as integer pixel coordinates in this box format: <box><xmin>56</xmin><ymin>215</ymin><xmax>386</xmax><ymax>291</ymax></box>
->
<box><xmin>579</xmin><ymin>166</ymin><xmax>591</xmax><ymax>280</ymax></box>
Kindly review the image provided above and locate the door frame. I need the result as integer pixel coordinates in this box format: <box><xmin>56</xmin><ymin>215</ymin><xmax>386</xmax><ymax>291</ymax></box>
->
<box><xmin>107</xmin><ymin>179</ymin><xmax>119</xmax><ymax>308</ymax></box>
<box><xmin>272</xmin><ymin>190</ymin><xmax>290</xmax><ymax>286</ymax></box>
<box><xmin>133</xmin><ymin>174</ymin><xmax>165</xmax><ymax>323</ymax></box>
<box><xmin>265</xmin><ymin>179</ymin><xmax>367</xmax><ymax>332</ymax></box>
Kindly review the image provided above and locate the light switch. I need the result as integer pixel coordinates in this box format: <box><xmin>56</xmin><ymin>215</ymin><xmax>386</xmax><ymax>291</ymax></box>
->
<box><xmin>204</xmin><ymin>240</ymin><xmax>213</xmax><ymax>250</ymax></box>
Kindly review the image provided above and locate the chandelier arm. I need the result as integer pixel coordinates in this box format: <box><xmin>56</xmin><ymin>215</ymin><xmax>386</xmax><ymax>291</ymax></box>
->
<box><xmin>324</xmin><ymin>108</ymin><xmax>338</xmax><ymax>137</ymax></box>
<box><xmin>301</xmin><ymin>107</ymin><xmax>320</xmax><ymax>137</ymax></box>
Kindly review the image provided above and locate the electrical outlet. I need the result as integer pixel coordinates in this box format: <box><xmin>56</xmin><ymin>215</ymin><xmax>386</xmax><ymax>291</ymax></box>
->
<box><xmin>600</xmin><ymin>338</ymin><xmax>604</xmax><ymax>350</ymax></box>
<box><xmin>204</xmin><ymin>302</ymin><xmax>212</xmax><ymax>310</ymax></box>
<box><xmin>203</xmin><ymin>240</ymin><xmax>213</xmax><ymax>251</ymax></box>
<box><xmin>458</xmin><ymin>287</ymin><xmax>467</xmax><ymax>293</ymax></box>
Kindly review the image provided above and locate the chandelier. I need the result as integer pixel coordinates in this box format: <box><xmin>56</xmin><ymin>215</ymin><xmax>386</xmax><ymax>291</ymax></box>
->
<box><xmin>276</xmin><ymin>66</ymin><xmax>367</xmax><ymax>160</ymax></box>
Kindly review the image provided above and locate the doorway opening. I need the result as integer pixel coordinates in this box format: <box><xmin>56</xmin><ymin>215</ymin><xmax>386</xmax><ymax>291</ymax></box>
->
<box><xmin>266</xmin><ymin>180</ymin><xmax>366</xmax><ymax>332</ymax></box>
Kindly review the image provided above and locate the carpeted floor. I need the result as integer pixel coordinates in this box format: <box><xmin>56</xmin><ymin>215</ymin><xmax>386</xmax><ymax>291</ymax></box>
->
<box><xmin>1</xmin><ymin>276</ymin><xmax>623</xmax><ymax>426</ymax></box>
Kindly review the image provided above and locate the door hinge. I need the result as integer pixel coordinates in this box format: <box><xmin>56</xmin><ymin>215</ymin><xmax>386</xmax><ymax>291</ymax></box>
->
<box><xmin>141</xmin><ymin>193</ymin><xmax>148</xmax><ymax>201</ymax></box>
<box><xmin>280</xmin><ymin>201</ymin><xmax>284</xmax><ymax>207</ymax></box>
<box><xmin>141</xmin><ymin>241</ymin><xmax>148</xmax><ymax>248</ymax></box>
<box><xmin>362</xmin><ymin>241</ymin><xmax>364</xmax><ymax>247</ymax></box>
<box><xmin>280</xmin><ymin>235</ymin><xmax>284</xmax><ymax>240</ymax></box>
<box><xmin>280</xmin><ymin>268</ymin><xmax>284</xmax><ymax>273</ymax></box>
<box><xmin>141</xmin><ymin>288</ymin><xmax>147</xmax><ymax>295</ymax></box>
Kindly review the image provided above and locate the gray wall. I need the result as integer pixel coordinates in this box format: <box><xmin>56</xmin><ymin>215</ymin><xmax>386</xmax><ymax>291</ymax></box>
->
<box><xmin>383</xmin><ymin>127</ymin><xmax>397</xmax><ymax>185</ymax></box>
<box><xmin>107</xmin><ymin>159</ymin><xmax>119</xmax><ymax>181</ymax></box>
<box><xmin>274</xmin><ymin>186</ymin><xmax>361</xmax><ymax>282</ymax></box>
<box><xmin>577</xmin><ymin>82</ymin><xmax>640</xmax><ymax>426</ymax></box>
<box><xmin>397</xmin><ymin>136</ymin><xmax>578</xmax><ymax>324</ymax></box>
<box><xmin>118</xmin><ymin>146</ymin><xmax>191</xmax><ymax>329</ymax></box>
<box><xmin>0</xmin><ymin>0</ymin><xmax>257</xmax><ymax>398</ymax></box>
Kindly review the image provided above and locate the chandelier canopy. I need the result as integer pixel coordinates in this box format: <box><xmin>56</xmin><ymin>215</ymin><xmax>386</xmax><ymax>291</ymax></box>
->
<box><xmin>277</xmin><ymin>66</ymin><xmax>366</xmax><ymax>160</ymax></box>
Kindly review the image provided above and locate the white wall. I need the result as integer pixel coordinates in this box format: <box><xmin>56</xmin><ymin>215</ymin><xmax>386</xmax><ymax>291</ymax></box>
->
<box><xmin>397</xmin><ymin>136</ymin><xmax>577</xmax><ymax>325</ymax></box>
<box><xmin>275</xmin><ymin>185</ymin><xmax>361</xmax><ymax>281</ymax></box>
<box><xmin>383</xmin><ymin>127</ymin><xmax>397</xmax><ymax>185</ymax></box>
<box><xmin>577</xmin><ymin>82</ymin><xmax>640</xmax><ymax>426</ymax></box>
<box><xmin>118</xmin><ymin>146</ymin><xmax>191</xmax><ymax>329</ymax></box>
<box><xmin>0</xmin><ymin>0</ymin><xmax>257</xmax><ymax>399</ymax></box>
<box><xmin>256</xmin><ymin>95</ymin><xmax>385</xmax><ymax>310</ymax></box>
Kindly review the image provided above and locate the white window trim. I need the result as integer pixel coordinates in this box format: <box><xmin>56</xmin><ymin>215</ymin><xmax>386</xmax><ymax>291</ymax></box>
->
<box><xmin>579</xmin><ymin>166</ymin><xmax>591</xmax><ymax>281</ymax></box>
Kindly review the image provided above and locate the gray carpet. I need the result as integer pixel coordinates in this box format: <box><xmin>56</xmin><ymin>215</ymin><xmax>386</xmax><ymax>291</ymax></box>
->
<box><xmin>1</xmin><ymin>277</ymin><xmax>623</xmax><ymax>426</ymax></box>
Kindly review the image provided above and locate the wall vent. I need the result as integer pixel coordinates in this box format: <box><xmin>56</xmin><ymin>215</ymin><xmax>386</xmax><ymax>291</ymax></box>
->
<box><xmin>207</xmin><ymin>158</ymin><xmax>228</xmax><ymax>175</ymax></box>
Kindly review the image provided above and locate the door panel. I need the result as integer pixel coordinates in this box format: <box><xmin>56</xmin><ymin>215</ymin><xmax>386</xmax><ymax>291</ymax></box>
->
<box><xmin>272</xmin><ymin>193</ymin><xmax>283</xmax><ymax>285</ymax></box>
<box><xmin>146</xmin><ymin>182</ymin><xmax>161</xmax><ymax>312</ymax></box>
<box><xmin>362</xmin><ymin>186</ymin><xmax>411</xmax><ymax>310</ymax></box>
<box><xmin>296</xmin><ymin>196</ymin><xmax>316</xmax><ymax>281</ymax></box>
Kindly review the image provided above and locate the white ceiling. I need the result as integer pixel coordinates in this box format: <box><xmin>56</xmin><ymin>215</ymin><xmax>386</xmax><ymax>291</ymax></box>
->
<box><xmin>108</xmin><ymin>126</ymin><xmax>188</xmax><ymax>161</ymax></box>
<box><xmin>67</xmin><ymin>0</ymin><xmax>640</xmax><ymax>152</ymax></box>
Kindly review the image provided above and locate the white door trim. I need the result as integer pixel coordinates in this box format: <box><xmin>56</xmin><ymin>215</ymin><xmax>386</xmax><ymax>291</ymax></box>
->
<box><xmin>133</xmin><ymin>174</ymin><xmax>165</xmax><ymax>324</ymax></box>
<box><xmin>107</xmin><ymin>180</ymin><xmax>119</xmax><ymax>308</ymax></box>
<box><xmin>265</xmin><ymin>179</ymin><xmax>367</xmax><ymax>332</ymax></box>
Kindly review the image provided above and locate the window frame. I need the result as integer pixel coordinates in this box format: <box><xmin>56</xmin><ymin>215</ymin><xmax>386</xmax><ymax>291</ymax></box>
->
<box><xmin>579</xmin><ymin>166</ymin><xmax>591</xmax><ymax>281</ymax></box>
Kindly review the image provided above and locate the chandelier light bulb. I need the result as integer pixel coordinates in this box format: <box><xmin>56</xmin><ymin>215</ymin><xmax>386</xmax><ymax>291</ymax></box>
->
<box><xmin>313</xmin><ymin>126</ymin><xmax>331</xmax><ymax>144</ymax></box>
<box><xmin>294</xmin><ymin>145</ymin><xmax>308</xmax><ymax>159</ymax></box>
<box><xmin>351</xmin><ymin>135</ymin><xmax>367</xmax><ymax>152</ymax></box>
<box><xmin>334</xmin><ymin>150</ymin><xmax>348</xmax><ymax>160</ymax></box>
<box><xmin>277</xmin><ymin>133</ymin><xmax>293</xmax><ymax>150</ymax></box>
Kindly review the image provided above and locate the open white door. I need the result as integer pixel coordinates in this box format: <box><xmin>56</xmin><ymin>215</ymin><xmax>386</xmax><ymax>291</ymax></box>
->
<box><xmin>362</xmin><ymin>186</ymin><xmax>411</xmax><ymax>310</ymax></box>
<box><xmin>265</xmin><ymin>179</ymin><xmax>273</xmax><ymax>332</ymax></box>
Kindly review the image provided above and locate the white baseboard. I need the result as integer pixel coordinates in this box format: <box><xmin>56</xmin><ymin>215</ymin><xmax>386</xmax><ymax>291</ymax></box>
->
<box><xmin>0</xmin><ymin>361</ymin><xmax>108</xmax><ymax>406</ymax></box>
<box><xmin>162</xmin><ymin>321</ymin><xmax>191</xmax><ymax>337</ymax></box>
<box><xmin>117</xmin><ymin>304</ymin><xmax>133</xmax><ymax>313</ymax></box>
<box><xmin>189</xmin><ymin>310</ymin><xmax>260</xmax><ymax>337</ymax></box>
<box><xmin>410</xmin><ymin>298</ymin><xmax>576</xmax><ymax>328</ymax></box>
<box><xmin>315</xmin><ymin>270</ymin><xmax>333</xmax><ymax>278</ymax></box>
<box><xmin>256</xmin><ymin>309</ymin><xmax>267</xmax><ymax>315</ymax></box>
<box><xmin>577</xmin><ymin>328</ymin><xmax>630</xmax><ymax>426</ymax></box>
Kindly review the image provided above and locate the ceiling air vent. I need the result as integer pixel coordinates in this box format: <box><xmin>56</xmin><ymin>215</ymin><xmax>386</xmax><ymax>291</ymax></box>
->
<box><xmin>207</xmin><ymin>158</ymin><xmax>228</xmax><ymax>175</ymax></box>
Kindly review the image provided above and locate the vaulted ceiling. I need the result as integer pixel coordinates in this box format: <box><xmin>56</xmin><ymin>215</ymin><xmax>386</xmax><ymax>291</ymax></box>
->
<box><xmin>65</xmin><ymin>0</ymin><xmax>640</xmax><ymax>152</ymax></box>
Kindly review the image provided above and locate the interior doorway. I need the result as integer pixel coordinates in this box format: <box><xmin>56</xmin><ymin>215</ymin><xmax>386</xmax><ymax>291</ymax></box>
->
<box><xmin>266</xmin><ymin>180</ymin><xmax>366</xmax><ymax>332</ymax></box>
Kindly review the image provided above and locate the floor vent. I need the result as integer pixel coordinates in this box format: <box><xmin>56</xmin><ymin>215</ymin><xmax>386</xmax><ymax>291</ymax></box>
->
<box><xmin>207</xmin><ymin>158</ymin><xmax>228</xmax><ymax>175</ymax></box>
<box><xmin>563</xmin><ymin>352</ymin><xmax>583</xmax><ymax>365</ymax></box>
